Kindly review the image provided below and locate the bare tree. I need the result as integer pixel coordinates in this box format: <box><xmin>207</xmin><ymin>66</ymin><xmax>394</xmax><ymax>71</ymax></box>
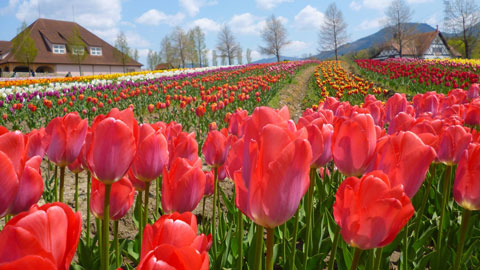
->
<box><xmin>385</xmin><ymin>0</ymin><xmax>414</xmax><ymax>58</ymax></box>
<box><xmin>12</xmin><ymin>22</ymin><xmax>37</xmax><ymax>76</ymax></box>
<box><xmin>318</xmin><ymin>3</ymin><xmax>348</xmax><ymax>61</ymax></box>
<box><xmin>212</xmin><ymin>50</ymin><xmax>218</xmax><ymax>66</ymax></box>
<box><xmin>67</xmin><ymin>26</ymin><xmax>86</xmax><ymax>75</ymax></box>
<box><xmin>132</xmin><ymin>48</ymin><xmax>139</xmax><ymax>62</ymax></box>
<box><xmin>259</xmin><ymin>15</ymin><xmax>289</xmax><ymax>62</ymax></box>
<box><xmin>237</xmin><ymin>48</ymin><xmax>243</xmax><ymax>65</ymax></box>
<box><xmin>216</xmin><ymin>25</ymin><xmax>240</xmax><ymax>65</ymax></box>
<box><xmin>191</xmin><ymin>26</ymin><xmax>207</xmax><ymax>67</ymax></box>
<box><xmin>186</xmin><ymin>29</ymin><xmax>198</xmax><ymax>67</ymax></box>
<box><xmin>246</xmin><ymin>48</ymin><xmax>252</xmax><ymax>63</ymax></box>
<box><xmin>114</xmin><ymin>31</ymin><xmax>131</xmax><ymax>73</ymax></box>
<box><xmin>171</xmin><ymin>27</ymin><xmax>189</xmax><ymax>68</ymax></box>
<box><xmin>147</xmin><ymin>50</ymin><xmax>161</xmax><ymax>70</ymax></box>
<box><xmin>160</xmin><ymin>36</ymin><xmax>175</xmax><ymax>67</ymax></box>
<box><xmin>444</xmin><ymin>0</ymin><xmax>480</xmax><ymax>59</ymax></box>
<box><xmin>201</xmin><ymin>50</ymin><xmax>209</xmax><ymax>66</ymax></box>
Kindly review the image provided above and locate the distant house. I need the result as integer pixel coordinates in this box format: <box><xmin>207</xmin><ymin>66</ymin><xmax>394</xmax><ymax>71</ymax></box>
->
<box><xmin>0</xmin><ymin>18</ymin><xmax>142</xmax><ymax>77</ymax></box>
<box><xmin>154</xmin><ymin>63</ymin><xmax>174</xmax><ymax>70</ymax></box>
<box><xmin>372</xmin><ymin>30</ymin><xmax>461</xmax><ymax>60</ymax></box>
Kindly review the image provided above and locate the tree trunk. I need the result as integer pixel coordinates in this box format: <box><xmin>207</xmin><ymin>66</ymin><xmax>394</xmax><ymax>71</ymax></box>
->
<box><xmin>277</xmin><ymin>53</ymin><xmax>280</xmax><ymax>62</ymax></box>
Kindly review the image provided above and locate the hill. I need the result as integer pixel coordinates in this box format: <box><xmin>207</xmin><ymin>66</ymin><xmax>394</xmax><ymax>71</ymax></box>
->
<box><xmin>251</xmin><ymin>56</ymin><xmax>302</xmax><ymax>64</ymax></box>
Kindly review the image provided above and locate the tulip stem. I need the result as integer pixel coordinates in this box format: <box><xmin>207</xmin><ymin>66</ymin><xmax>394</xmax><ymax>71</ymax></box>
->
<box><xmin>96</xmin><ymin>218</ymin><xmax>103</xmax><ymax>268</ymax></box>
<box><xmin>201</xmin><ymin>197</ymin><xmax>206</xmax><ymax>232</ymax></box>
<box><xmin>453</xmin><ymin>209</ymin><xmax>471</xmax><ymax>270</ymax></box>
<box><xmin>290</xmin><ymin>208</ymin><xmax>300</xmax><ymax>270</ymax></box>
<box><xmin>155</xmin><ymin>177</ymin><xmax>160</xmax><ymax>220</ymax></box>
<box><xmin>114</xmin><ymin>220</ymin><xmax>120</xmax><ymax>267</ymax></box>
<box><xmin>54</xmin><ymin>165</ymin><xmax>58</xmax><ymax>201</ymax></box>
<box><xmin>402</xmin><ymin>225</ymin><xmax>409</xmax><ymax>270</ymax></box>
<box><xmin>328</xmin><ymin>225</ymin><xmax>341</xmax><ymax>270</ymax></box>
<box><xmin>237</xmin><ymin>210</ymin><xmax>244</xmax><ymax>270</ymax></box>
<box><xmin>414</xmin><ymin>164</ymin><xmax>436</xmax><ymax>240</ymax></box>
<box><xmin>138</xmin><ymin>191</ymin><xmax>144</xmax><ymax>256</ymax></box>
<box><xmin>212</xmin><ymin>167</ymin><xmax>219</xmax><ymax>264</ymax></box>
<box><xmin>59</xmin><ymin>166</ymin><xmax>65</xmax><ymax>203</ymax></box>
<box><xmin>282</xmin><ymin>223</ymin><xmax>287</xmax><ymax>266</ymax></box>
<box><xmin>254</xmin><ymin>224</ymin><xmax>264</xmax><ymax>270</ymax></box>
<box><xmin>437</xmin><ymin>165</ymin><xmax>452</xmax><ymax>253</ymax></box>
<box><xmin>74</xmin><ymin>173</ymin><xmax>79</xmax><ymax>211</ymax></box>
<box><xmin>86</xmin><ymin>171</ymin><xmax>91</xmax><ymax>246</ymax></box>
<box><xmin>373</xmin><ymin>248</ymin><xmax>383</xmax><ymax>270</ymax></box>
<box><xmin>144</xmin><ymin>182</ymin><xmax>151</xmax><ymax>228</ymax></box>
<box><xmin>303</xmin><ymin>168</ymin><xmax>316</xmax><ymax>269</ymax></box>
<box><xmin>102</xmin><ymin>183</ymin><xmax>112</xmax><ymax>270</ymax></box>
<box><xmin>266</xmin><ymin>227</ymin><xmax>275</xmax><ymax>270</ymax></box>
<box><xmin>350</xmin><ymin>248</ymin><xmax>363</xmax><ymax>270</ymax></box>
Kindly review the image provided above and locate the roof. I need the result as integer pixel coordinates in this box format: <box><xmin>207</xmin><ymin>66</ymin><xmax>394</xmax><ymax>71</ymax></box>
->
<box><xmin>0</xmin><ymin>41</ymin><xmax>11</xmax><ymax>54</ymax></box>
<box><xmin>0</xmin><ymin>18</ymin><xmax>142</xmax><ymax>67</ymax></box>
<box><xmin>376</xmin><ymin>31</ymin><xmax>461</xmax><ymax>58</ymax></box>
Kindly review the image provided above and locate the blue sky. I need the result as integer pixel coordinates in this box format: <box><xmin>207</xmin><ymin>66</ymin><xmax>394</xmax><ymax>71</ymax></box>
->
<box><xmin>0</xmin><ymin>0</ymin><xmax>445</xmax><ymax>66</ymax></box>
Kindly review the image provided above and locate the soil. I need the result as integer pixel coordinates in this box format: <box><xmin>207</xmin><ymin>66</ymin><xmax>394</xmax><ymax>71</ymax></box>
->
<box><xmin>276</xmin><ymin>65</ymin><xmax>317</xmax><ymax>120</ymax></box>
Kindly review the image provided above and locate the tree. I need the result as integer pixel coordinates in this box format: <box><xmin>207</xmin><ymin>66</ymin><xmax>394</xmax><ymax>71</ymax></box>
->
<box><xmin>11</xmin><ymin>22</ymin><xmax>37</xmax><ymax>76</ymax></box>
<box><xmin>259</xmin><ymin>15</ymin><xmax>289</xmax><ymax>62</ymax></box>
<box><xmin>237</xmin><ymin>48</ymin><xmax>243</xmax><ymax>65</ymax></box>
<box><xmin>246</xmin><ymin>48</ymin><xmax>252</xmax><ymax>64</ymax></box>
<box><xmin>385</xmin><ymin>0</ymin><xmax>414</xmax><ymax>58</ymax></box>
<box><xmin>147</xmin><ymin>50</ymin><xmax>162</xmax><ymax>70</ymax></box>
<box><xmin>221</xmin><ymin>55</ymin><xmax>227</xmax><ymax>65</ymax></box>
<box><xmin>444</xmin><ymin>0</ymin><xmax>480</xmax><ymax>59</ymax></box>
<box><xmin>216</xmin><ymin>25</ymin><xmax>240</xmax><ymax>65</ymax></box>
<box><xmin>318</xmin><ymin>3</ymin><xmax>348</xmax><ymax>61</ymax></box>
<box><xmin>67</xmin><ymin>26</ymin><xmax>87</xmax><ymax>76</ymax></box>
<box><xmin>132</xmin><ymin>48</ymin><xmax>139</xmax><ymax>62</ymax></box>
<box><xmin>201</xmin><ymin>50</ymin><xmax>209</xmax><ymax>66</ymax></box>
<box><xmin>212</xmin><ymin>50</ymin><xmax>218</xmax><ymax>66</ymax></box>
<box><xmin>171</xmin><ymin>27</ymin><xmax>189</xmax><ymax>68</ymax></box>
<box><xmin>191</xmin><ymin>26</ymin><xmax>207</xmax><ymax>67</ymax></box>
<box><xmin>114</xmin><ymin>31</ymin><xmax>131</xmax><ymax>73</ymax></box>
<box><xmin>160</xmin><ymin>36</ymin><xmax>175</xmax><ymax>67</ymax></box>
<box><xmin>186</xmin><ymin>29</ymin><xmax>198</xmax><ymax>67</ymax></box>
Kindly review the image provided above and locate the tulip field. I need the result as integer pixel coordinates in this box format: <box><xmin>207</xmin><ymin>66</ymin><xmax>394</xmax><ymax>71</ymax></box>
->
<box><xmin>0</xmin><ymin>60</ymin><xmax>480</xmax><ymax>270</ymax></box>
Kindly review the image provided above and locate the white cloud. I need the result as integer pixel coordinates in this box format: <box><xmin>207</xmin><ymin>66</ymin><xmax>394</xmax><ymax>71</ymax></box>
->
<box><xmin>179</xmin><ymin>0</ymin><xmax>218</xmax><ymax>17</ymax></box>
<box><xmin>407</xmin><ymin>0</ymin><xmax>432</xmax><ymax>3</ymax></box>
<box><xmin>16</xmin><ymin>0</ymin><xmax>122</xmax><ymax>30</ymax></box>
<box><xmin>284</xmin><ymin>41</ymin><xmax>309</xmax><ymax>52</ymax></box>
<box><xmin>426</xmin><ymin>13</ymin><xmax>438</xmax><ymax>28</ymax></box>
<box><xmin>229</xmin><ymin>13</ymin><xmax>266</xmax><ymax>35</ymax></box>
<box><xmin>191</xmin><ymin>18</ymin><xmax>221</xmax><ymax>32</ymax></box>
<box><xmin>294</xmin><ymin>5</ymin><xmax>325</xmax><ymax>30</ymax></box>
<box><xmin>361</xmin><ymin>0</ymin><xmax>391</xmax><ymax>10</ymax></box>
<box><xmin>125</xmin><ymin>31</ymin><xmax>150</xmax><ymax>48</ymax></box>
<box><xmin>0</xmin><ymin>0</ymin><xmax>19</xmax><ymax>15</ymax></box>
<box><xmin>256</xmin><ymin>0</ymin><xmax>292</xmax><ymax>10</ymax></box>
<box><xmin>250</xmin><ymin>50</ymin><xmax>262</xmax><ymax>61</ymax></box>
<box><xmin>349</xmin><ymin>1</ymin><xmax>362</xmax><ymax>11</ymax></box>
<box><xmin>136</xmin><ymin>9</ymin><xmax>185</xmax><ymax>26</ymax></box>
<box><xmin>357</xmin><ymin>16</ymin><xmax>387</xmax><ymax>31</ymax></box>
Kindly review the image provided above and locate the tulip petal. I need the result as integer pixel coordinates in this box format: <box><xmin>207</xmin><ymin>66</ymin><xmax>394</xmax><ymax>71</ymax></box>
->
<box><xmin>0</xmin><ymin>151</ymin><xmax>19</xmax><ymax>217</ymax></box>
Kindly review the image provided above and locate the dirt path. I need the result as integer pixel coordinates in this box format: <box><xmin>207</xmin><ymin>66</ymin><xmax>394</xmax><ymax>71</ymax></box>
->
<box><xmin>276</xmin><ymin>65</ymin><xmax>317</xmax><ymax>120</ymax></box>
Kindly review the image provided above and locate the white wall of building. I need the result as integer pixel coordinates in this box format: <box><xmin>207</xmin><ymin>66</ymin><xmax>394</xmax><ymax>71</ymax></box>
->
<box><xmin>56</xmin><ymin>64</ymin><xmax>141</xmax><ymax>76</ymax></box>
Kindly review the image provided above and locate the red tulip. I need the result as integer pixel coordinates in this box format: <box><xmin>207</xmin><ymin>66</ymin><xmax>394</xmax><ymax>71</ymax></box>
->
<box><xmin>87</xmin><ymin>117</ymin><xmax>136</xmax><ymax>184</ymax></box>
<box><xmin>168</xmin><ymin>132</ymin><xmax>198</xmax><ymax>168</ymax></box>
<box><xmin>0</xmin><ymin>131</ymin><xmax>43</xmax><ymax>217</ymax></box>
<box><xmin>332</xmin><ymin>113</ymin><xmax>377</xmax><ymax>177</ymax></box>
<box><xmin>453</xmin><ymin>143</ymin><xmax>480</xmax><ymax>210</ymax></box>
<box><xmin>467</xmin><ymin>83</ymin><xmax>479</xmax><ymax>100</ymax></box>
<box><xmin>25</xmin><ymin>128</ymin><xmax>48</xmax><ymax>159</ymax></box>
<box><xmin>90</xmin><ymin>176</ymin><xmax>135</xmax><ymax>220</ymax></box>
<box><xmin>131</xmin><ymin>124</ymin><xmax>169</xmax><ymax>182</ymax></box>
<box><xmin>0</xmin><ymin>202</ymin><xmax>81</xmax><ymax>270</ymax></box>
<box><xmin>228</xmin><ymin>109</ymin><xmax>248</xmax><ymax>137</ymax></box>
<box><xmin>369</xmin><ymin>131</ymin><xmax>436</xmax><ymax>197</ymax></box>
<box><xmin>137</xmin><ymin>244</ymin><xmax>209</xmax><ymax>270</ymax></box>
<box><xmin>162</xmin><ymin>158</ymin><xmax>205</xmax><ymax>214</ymax></box>
<box><xmin>385</xmin><ymin>93</ymin><xmax>407</xmax><ymax>123</ymax></box>
<box><xmin>204</xmin><ymin>170</ymin><xmax>214</xmax><ymax>196</ymax></box>
<box><xmin>464</xmin><ymin>100</ymin><xmax>480</xmax><ymax>126</ymax></box>
<box><xmin>234</xmin><ymin>121</ymin><xmax>312</xmax><ymax>228</ymax></box>
<box><xmin>333</xmin><ymin>171</ymin><xmax>414</xmax><ymax>250</ymax></box>
<box><xmin>202</xmin><ymin>128</ymin><xmax>229</xmax><ymax>167</ymax></box>
<box><xmin>437</xmin><ymin>125</ymin><xmax>472</xmax><ymax>165</ymax></box>
<box><xmin>140</xmin><ymin>212</ymin><xmax>211</xmax><ymax>260</ymax></box>
<box><xmin>128</xmin><ymin>169</ymin><xmax>146</xmax><ymax>191</ymax></box>
<box><xmin>67</xmin><ymin>156</ymin><xmax>84</xmax><ymax>174</ymax></box>
<box><xmin>45</xmin><ymin>112</ymin><xmax>88</xmax><ymax>167</ymax></box>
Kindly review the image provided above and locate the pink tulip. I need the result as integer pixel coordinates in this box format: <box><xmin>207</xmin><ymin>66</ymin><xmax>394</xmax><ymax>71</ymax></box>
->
<box><xmin>453</xmin><ymin>143</ymin><xmax>480</xmax><ymax>210</ymax></box>
<box><xmin>332</xmin><ymin>113</ymin><xmax>377</xmax><ymax>177</ymax></box>
<box><xmin>162</xmin><ymin>158</ymin><xmax>205</xmax><ymax>214</ymax></box>
<box><xmin>45</xmin><ymin>112</ymin><xmax>88</xmax><ymax>167</ymax></box>
<box><xmin>202</xmin><ymin>128</ymin><xmax>229</xmax><ymax>167</ymax></box>
<box><xmin>90</xmin><ymin>177</ymin><xmax>135</xmax><ymax>220</ymax></box>
<box><xmin>168</xmin><ymin>132</ymin><xmax>198</xmax><ymax>168</ymax></box>
<box><xmin>25</xmin><ymin>128</ymin><xmax>48</xmax><ymax>159</ymax></box>
<box><xmin>385</xmin><ymin>93</ymin><xmax>407</xmax><ymax>123</ymax></box>
<box><xmin>437</xmin><ymin>125</ymin><xmax>472</xmax><ymax>165</ymax></box>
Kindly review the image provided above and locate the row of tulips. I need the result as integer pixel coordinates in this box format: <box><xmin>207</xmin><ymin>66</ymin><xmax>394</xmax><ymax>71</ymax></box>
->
<box><xmin>356</xmin><ymin>59</ymin><xmax>480</xmax><ymax>94</ymax></box>
<box><xmin>312</xmin><ymin>61</ymin><xmax>388</xmax><ymax>105</ymax></box>
<box><xmin>0</xmin><ymin>62</ymin><xmax>316</xmax><ymax>136</ymax></box>
<box><xmin>2</xmin><ymin>83</ymin><xmax>480</xmax><ymax>269</ymax></box>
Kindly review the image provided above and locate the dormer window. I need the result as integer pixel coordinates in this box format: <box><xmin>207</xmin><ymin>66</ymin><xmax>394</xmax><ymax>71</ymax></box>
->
<box><xmin>90</xmin><ymin>47</ymin><xmax>102</xmax><ymax>56</ymax></box>
<box><xmin>72</xmin><ymin>46</ymin><xmax>84</xmax><ymax>55</ymax></box>
<box><xmin>53</xmin><ymin>44</ymin><xmax>66</xmax><ymax>54</ymax></box>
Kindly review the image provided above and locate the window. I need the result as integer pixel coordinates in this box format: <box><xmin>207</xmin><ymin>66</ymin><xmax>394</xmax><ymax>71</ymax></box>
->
<box><xmin>52</xmin><ymin>44</ymin><xmax>66</xmax><ymax>54</ymax></box>
<box><xmin>72</xmin><ymin>46</ymin><xmax>84</xmax><ymax>55</ymax></box>
<box><xmin>90</xmin><ymin>47</ymin><xmax>102</xmax><ymax>56</ymax></box>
